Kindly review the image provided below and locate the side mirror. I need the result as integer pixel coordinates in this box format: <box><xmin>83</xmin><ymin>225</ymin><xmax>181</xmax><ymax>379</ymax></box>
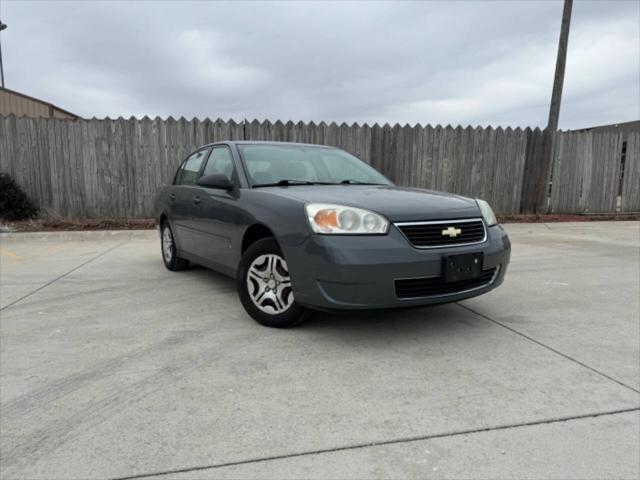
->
<box><xmin>197</xmin><ymin>173</ymin><xmax>234</xmax><ymax>190</ymax></box>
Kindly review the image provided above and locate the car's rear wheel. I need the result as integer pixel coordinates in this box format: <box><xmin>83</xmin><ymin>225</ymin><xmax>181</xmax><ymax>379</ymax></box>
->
<box><xmin>161</xmin><ymin>221</ymin><xmax>189</xmax><ymax>271</ymax></box>
<box><xmin>237</xmin><ymin>238</ymin><xmax>307</xmax><ymax>328</ymax></box>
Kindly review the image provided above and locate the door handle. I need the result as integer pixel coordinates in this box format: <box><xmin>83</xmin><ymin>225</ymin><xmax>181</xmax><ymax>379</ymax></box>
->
<box><xmin>193</xmin><ymin>196</ymin><xmax>201</xmax><ymax>205</ymax></box>
<box><xmin>169</xmin><ymin>193</ymin><xmax>176</xmax><ymax>201</ymax></box>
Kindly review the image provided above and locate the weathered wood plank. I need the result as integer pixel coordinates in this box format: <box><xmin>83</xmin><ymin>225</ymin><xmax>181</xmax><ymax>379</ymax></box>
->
<box><xmin>621</xmin><ymin>132</ymin><xmax>640</xmax><ymax>212</ymax></box>
<box><xmin>1</xmin><ymin>116</ymin><xmax>636</xmax><ymax>217</ymax></box>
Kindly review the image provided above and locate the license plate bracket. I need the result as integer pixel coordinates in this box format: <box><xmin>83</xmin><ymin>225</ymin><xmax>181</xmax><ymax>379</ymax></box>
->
<box><xmin>443</xmin><ymin>253</ymin><xmax>483</xmax><ymax>282</ymax></box>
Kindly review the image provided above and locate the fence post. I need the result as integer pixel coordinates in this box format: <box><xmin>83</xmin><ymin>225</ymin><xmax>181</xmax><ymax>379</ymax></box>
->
<box><xmin>520</xmin><ymin>128</ymin><xmax>554</xmax><ymax>213</ymax></box>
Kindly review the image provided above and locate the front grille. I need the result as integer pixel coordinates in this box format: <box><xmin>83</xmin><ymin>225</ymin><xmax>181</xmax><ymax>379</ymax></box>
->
<box><xmin>396</xmin><ymin>219</ymin><xmax>486</xmax><ymax>248</ymax></box>
<box><xmin>395</xmin><ymin>267</ymin><xmax>497</xmax><ymax>299</ymax></box>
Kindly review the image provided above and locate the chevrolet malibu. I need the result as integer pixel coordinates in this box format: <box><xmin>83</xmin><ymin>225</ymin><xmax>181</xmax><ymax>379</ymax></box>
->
<box><xmin>156</xmin><ymin>141</ymin><xmax>510</xmax><ymax>327</ymax></box>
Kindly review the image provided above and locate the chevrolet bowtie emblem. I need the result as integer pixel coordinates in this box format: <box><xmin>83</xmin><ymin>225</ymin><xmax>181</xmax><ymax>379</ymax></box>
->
<box><xmin>442</xmin><ymin>226</ymin><xmax>462</xmax><ymax>237</ymax></box>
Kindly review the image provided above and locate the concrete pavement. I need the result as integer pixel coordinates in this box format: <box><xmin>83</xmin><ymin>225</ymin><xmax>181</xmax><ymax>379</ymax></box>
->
<box><xmin>0</xmin><ymin>222</ymin><xmax>638</xmax><ymax>479</ymax></box>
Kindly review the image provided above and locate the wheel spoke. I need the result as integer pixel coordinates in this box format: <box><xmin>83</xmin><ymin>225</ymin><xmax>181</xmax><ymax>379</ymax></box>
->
<box><xmin>274</xmin><ymin>294</ymin><xmax>283</xmax><ymax>310</ymax></box>
<box><xmin>281</xmin><ymin>289</ymin><xmax>292</xmax><ymax>306</ymax></box>
<box><xmin>248</xmin><ymin>268</ymin><xmax>263</xmax><ymax>283</ymax></box>
<box><xmin>255</xmin><ymin>289</ymin><xmax>267</xmax><ymax>303</ymax></box>
<box><xmin>273</xmin><ymin>258</ymin><xmax>290</xmax><ymax>282</ymax></box>
<box><xmin>252</xmin><ymin>280</ymin><xmax>265</xmax><ymax>297</ymax></box>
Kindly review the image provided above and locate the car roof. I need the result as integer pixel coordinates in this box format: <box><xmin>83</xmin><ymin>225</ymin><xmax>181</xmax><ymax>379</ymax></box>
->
<box><xmin>201</xmin><ymin>140</ymin><xmax>338</xmax><ymax>149</ymax></box>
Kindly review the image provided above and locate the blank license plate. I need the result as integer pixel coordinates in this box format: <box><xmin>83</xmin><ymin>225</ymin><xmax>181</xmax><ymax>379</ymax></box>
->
<box><xmin>443</xmin><ymin>253</ymin><xmax>483</xmax><ymax>282</ymax></box>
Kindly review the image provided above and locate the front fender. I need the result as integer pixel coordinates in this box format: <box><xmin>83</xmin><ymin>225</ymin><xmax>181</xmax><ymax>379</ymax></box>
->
<box><xmin>236</xmin><ymin>190</ymin><xmax>312</xmax><ymax>250</ymax></box>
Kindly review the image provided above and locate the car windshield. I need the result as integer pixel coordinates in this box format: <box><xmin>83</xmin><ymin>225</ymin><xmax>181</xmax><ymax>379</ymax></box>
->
<box><xmin>237</xmin><ymin>144</ymin><xmax>392</xmax><ymax>187</ymax></box>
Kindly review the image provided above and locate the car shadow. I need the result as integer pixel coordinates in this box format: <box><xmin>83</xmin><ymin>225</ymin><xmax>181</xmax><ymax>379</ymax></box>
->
<box><xmin>180</xmin><ymin>264</ymin><xmax>237</xmax><ymax>289</ymax></box>
<box><xmin>299</xmin><ymin>303</ymin><xmax>489</xmax><ymax>342</ymax></box>
<box><xmin>184</xmin><ymin>264</ymin><xmax>488</xmax><ymax>342</ymax></box>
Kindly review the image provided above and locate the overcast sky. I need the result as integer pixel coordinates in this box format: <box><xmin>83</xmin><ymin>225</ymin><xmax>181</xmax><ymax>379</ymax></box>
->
<box><xmin>1</xmin><ymin>0</ymin><xmax>638</xmax><ymax>129</ymax></box>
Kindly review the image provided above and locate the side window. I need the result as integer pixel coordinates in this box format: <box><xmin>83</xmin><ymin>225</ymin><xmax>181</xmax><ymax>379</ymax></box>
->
<box><xmin>175</xmin><ymin>149</ymin><xmax>209</xmax><ymax>186</ymax></box>
<box><xmin>202</xmin><ymin>147</ymin><xmax>236</xmax><ymax>181</ymax></box>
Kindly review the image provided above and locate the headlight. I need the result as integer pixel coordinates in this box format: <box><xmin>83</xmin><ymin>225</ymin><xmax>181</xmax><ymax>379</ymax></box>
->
<box><xmin>305</xmin><ymin>203</ymin><xmax>389</xmax><ymax>234</ymax></box>
<box><xmin>476</xmin><ymin>199</ymin><xmax>497</xmax><ymax>226</ymax></box>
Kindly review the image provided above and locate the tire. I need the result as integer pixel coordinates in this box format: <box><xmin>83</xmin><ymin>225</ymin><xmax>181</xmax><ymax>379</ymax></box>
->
<box><xmin>237</xmin><ymin>238</ymin><xmax>308</xmax><ymax>328</ymax></box>
<box><xmin>161</xmin><ymin>221</ymin><xmax>189</xmax><ymax>271</ymax></box>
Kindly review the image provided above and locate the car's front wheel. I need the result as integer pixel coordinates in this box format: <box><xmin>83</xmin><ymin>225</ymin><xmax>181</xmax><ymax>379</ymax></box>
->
<box><xmin>237</xmin><ymin>238</ymin><xmax>307</xmax><ymax>328</ymax></box>
<box><xmin>161</xmin><ymin>221</ymin><xmax>189</xmax><ymax>271</ymax></box>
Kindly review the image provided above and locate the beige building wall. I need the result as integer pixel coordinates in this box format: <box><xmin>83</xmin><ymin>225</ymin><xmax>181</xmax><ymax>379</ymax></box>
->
<box><xmin>0</xmin><ymin>88</ymin><xmax>78</xmax><ymax>119</ymax></box>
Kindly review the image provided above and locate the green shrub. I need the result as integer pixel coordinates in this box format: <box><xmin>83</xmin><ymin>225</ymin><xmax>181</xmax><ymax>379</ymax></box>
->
<box><xmin>0</xmin><ymin>173</ymin><xmax>38</xmax><ymax>221</ymax></box>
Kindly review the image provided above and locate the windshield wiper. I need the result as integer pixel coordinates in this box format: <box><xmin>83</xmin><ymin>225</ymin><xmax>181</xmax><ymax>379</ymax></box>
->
<box><xmin>253</xmin><ymin>179</ymin><xmax>332</xmax><ymax>188</ymax></box>
<box><xmin>339</xmin><ymin>179</ymin><xmax>385</xmax><ymax>185</ymax></box>
<box><xmin>252</xmin><ymin>179</ymin><xmax>383</xmax><ymax>188</ymax></box>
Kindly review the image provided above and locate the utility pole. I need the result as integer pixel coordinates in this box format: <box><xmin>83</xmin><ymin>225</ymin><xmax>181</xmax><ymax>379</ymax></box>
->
<box><xmin>547</xmin><ymin>0</ymin><xmax>573</xmax><ymax>132</ymax></box>
<box><xmin>520</xmin><ymin>0</ymin><xmax>573</xmax><ymax>213</ymax></box>
<box><xmin>0</xmin><ymin>21</ymin><xmax>6</xmax><ymax>88</ymax></box>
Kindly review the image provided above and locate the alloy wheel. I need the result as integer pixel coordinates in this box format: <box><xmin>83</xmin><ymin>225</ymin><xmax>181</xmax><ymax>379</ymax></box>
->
<box><xmin>247</xmin><ymin>254</ymin><xmax>294</xmax><ymax>314</ymax></box>
<box><xmin>162</xmin><ymin>226</ymin><xmax>173</xmax><ymax>263</ymax></box>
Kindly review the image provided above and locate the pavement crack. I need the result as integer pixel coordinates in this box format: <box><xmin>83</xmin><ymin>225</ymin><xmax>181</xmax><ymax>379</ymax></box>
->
<box><xmin>456</xmin><ymin>302</ymin><xmax>640</xmax><ymax>394</ymax></box>
<box><xmin>111</xmin><ymin>407</ymin><xmax>639</xmax><ymax>480</ymax></box>
<box><xmin>0</xmin><ymin>240</ymin><xmax>128</xmax><ymax>312</ymax></box>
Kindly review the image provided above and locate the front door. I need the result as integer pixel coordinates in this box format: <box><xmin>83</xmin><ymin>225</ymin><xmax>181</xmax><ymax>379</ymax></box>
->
<box><xmin>190</xmin><ymin>145</ymin><xmax>243</xmax><ymax>270</ymax></box>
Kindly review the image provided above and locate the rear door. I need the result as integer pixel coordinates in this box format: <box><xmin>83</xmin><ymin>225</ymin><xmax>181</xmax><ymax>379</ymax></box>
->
<box><xmin>190</xmin><ymin>145</ymin><xmax>243</xmax><ymax>269</ymax></box>
<box><xmin>170</xmin><ymin>148</ymin><xmax>210</xmax><ymax>254</ymax></box>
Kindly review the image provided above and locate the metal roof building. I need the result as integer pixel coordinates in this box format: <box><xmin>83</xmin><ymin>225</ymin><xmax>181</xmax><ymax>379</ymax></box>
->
<box><xmin>0</xmin><ymin>87</ymin><xmax>79</xmax><ymax>119</ymax></box>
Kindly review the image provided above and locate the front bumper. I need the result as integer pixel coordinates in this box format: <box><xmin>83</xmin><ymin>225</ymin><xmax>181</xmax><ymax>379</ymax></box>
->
<box><xmin>284</xmin><ymin>223</ymin><xmax>511</xmax><ymax>310</ymax></box>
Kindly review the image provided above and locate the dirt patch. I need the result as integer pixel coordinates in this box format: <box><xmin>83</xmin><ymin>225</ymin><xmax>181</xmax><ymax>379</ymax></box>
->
<box><xmin>2</xmin><ymin>214</ymin><xmax>639</xmax><ymax>233</ymax></box>
<box><xmin>1</xmin><ymin>218</ymin><xmax>156</xmax><ymax>233</ymax></box>
<box><xmin>498</xmin><ymin>213</ymin><xmax>640</xmax><ymax>223</ymax></box>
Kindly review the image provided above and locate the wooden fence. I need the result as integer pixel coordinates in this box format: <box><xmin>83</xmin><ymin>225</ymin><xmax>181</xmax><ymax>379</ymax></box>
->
<box><xmin>0</xmin><ymin>115</ymin><xmax>638</xmax><ymax>218</ymax></box>
<box><xmin>548</xmin><ymin>129</ymin><xmax>639</xmax><ymax>213</ymax></box>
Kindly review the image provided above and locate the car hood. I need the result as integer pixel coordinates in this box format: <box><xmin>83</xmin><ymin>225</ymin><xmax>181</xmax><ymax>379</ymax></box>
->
<box><xmin>258</xmin><ymin>185</ymin><xmax>481</xmax><ymax>222</ymax></box>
